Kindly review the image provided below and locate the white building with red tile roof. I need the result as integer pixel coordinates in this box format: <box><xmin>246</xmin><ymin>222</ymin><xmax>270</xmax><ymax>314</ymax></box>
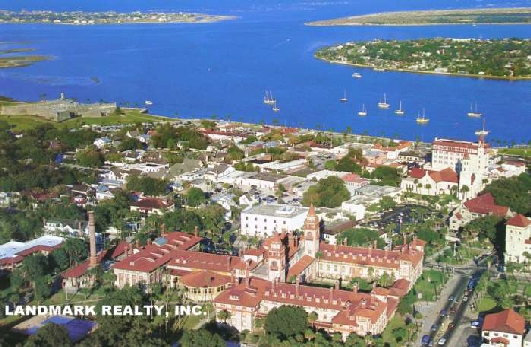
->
<box><xmin>505</xmin><ymin>214</ymin><xmax>531</xmax><ymax>264</ymax></box>
<box><xmin>432</xmin><ymin>136</ymin><xmax>490</xmax><ymax>198</ymax></box>
<box><xmin>482</xmin><ymin>309</ymin><xmax>526</xmax><ymax>347</ymax></box>
<box><xmin>449</xmin><ymin>193</ymin><xmax>512</xmax><ymax>231</ymax></box>
<box><xmin>401</xmin><ymin>167</ymin><xmax>459</xmax><ymax>196</ymax></box>
<box><xmin>112</xmin><ymin>231</ymin><xmax>202</xmax><ymax>291</ymax></box>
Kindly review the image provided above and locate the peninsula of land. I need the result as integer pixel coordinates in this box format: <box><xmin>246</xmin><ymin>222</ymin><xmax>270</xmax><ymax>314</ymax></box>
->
<box><xmin>306</xmin><ymin>8</ymin><xmax>531</xmax><ymax>26</ymax></box>
<box><xmin>0</xmin><ymin>45</ymin><xmax>49</xmax><ymax>68</ymax></box>
<box><xmin>315</xmin><ymin>38</ymin><xmax>531</xmax><ymax>80</ymax></box>
<box><xmin>0</xmin><ymin>10</ymin><xmax>237</xmax><ymax>25</ymax></box>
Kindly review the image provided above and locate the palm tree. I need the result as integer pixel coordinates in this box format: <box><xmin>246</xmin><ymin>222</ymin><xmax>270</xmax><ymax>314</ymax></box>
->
<box><xmin>217</xmin><ymin>309</ymin><xmax>231</xmax><ymax>323</ymax></box>
<box><xmin>460</xmin><ymin>185</ymin><xmax>470</xmax><ymax>200</ymax></box>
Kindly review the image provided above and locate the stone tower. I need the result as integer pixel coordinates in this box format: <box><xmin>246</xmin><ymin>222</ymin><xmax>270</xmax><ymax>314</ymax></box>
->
<box><xmin>304</xmin><ymin>204</ymin><xmax>320</xmax><ymax>257</ymax></box>
<box><xmin>267</xmin><ymin>232</ymin><xmax>287</xmax><ymax>282</ymax></box>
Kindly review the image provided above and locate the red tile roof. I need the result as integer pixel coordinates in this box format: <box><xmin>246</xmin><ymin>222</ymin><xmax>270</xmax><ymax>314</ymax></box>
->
<box><xmin>410</xmin><ymin>168</ymin><xmax>427</xmax><ymax>179</ymax></box>
<box><xmin>319</xmin><ymin>243</ymin><xmax>424</xmax><ymax>269</ymax></box>
<box><xmin>112</xmin><ymin>232</ymin><xmax>203</xmax><ymax>273</ymax></box>
<box><xmin>0</xmin><ymin>255</ymin><xmax>23</xmax><ymax>266</ymax></box>
<box><xmin>15</xmin><ymin>244</ymin><xmax>60</xmax><ymax>257</ymax></box>
<box><xmin>168</xmin><ymin>250</ymin><xmax>255</xmax><ymax>273</ymax></box>
<box><xmin>432</xmin><ymin>168</ymin><xmax>459</xmax><ymax>183</ymax></box>
<box><xmin>342</xmin><ymin>173</ymin><xmax>367</xmax><ymax>184</ymax></box>
<box><xmin>507</xmin><ymin>214</ymin><xmax>531</xmax><ymax>228</ymax></box>
<box><xmin>433</xmin><ymin>139</ymin><xmax>481</xmax><ymax>151</ymax></box>
<box><xmin>214</xmin><ymin>277</ymin><xmax>269</xmax><ymax>307</ymax></box>
<box><xmin>132</xmin><ymin>198</ymin><xmax>172</xmax><ymax>209</ymax></box>
<box><xmin>62</xmin><ymin>251</ymin><xmax>108</xmax><ymax>278</ymax></box>
<box><xmin>180</xmin><ymin>270</ymin><xmax>232</xmax><ymax>288</ymax></box>
<box><xmin>287</xmin><ymin>255</ymin><xmax>314</xmax><ymax>279</ymax></box>
<box><xmin>108</xmin><ymin>241</ymin><xmax>129</xmax><ymax>259</ymax></box>
<box><xmin>464</xmin><ymin>193</ymin><xmax>509</xmax><ymax>217</ymax></box>
<box><xmin>490</xmin><ymin>337</ymin><xmax>510</xmax><ymax>345</ymax></box>
<box><xmin>482</xmin><ymin>309</ymin><xmax>525</xmax><ymax>335</ymax></box>
<box><xmin>409</xmin><ymin>167</ymin><xmax>458</xmax><ymax>183</ymax></box>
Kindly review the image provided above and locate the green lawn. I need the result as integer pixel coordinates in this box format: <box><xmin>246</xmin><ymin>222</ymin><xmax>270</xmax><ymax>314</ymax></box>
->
<box><xmin>381</xmin><ymin>314</ymin><xmax>416</xmax><ymax>347</ymax></box>
<box><xmin>0</xmin><ymin>114</ymin><xmax>51</xmax><ymax>130</ymax></box>
<box><xmin>0</xmin><ymin>109</ymin><xmax>169</xmax><ymax>130</ymax></box>
<box><xmin>498</xmin><ymin>147</ymin><xmax>531</xmax><ymax>158</ymax></box>
<box><xmin>414</xmin><ymin>269</ymin><xmax>448</xmax><ymax>301</ymax></box>
<box><xmin>477</xmin><ymin>296</ymin><xmax>498</xmax><ymax>312</ymax></box>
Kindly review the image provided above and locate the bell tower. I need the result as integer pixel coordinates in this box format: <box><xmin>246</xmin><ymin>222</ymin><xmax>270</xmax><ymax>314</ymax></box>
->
<box><xmin>304</xmin><ymin>204</ymin><xmax>320</xmax><ymax>257</ymax></box>
<box><xmin>267</xmin><ymin>233</ymin><xmax>287</xmax><ymax>282</ymax></box>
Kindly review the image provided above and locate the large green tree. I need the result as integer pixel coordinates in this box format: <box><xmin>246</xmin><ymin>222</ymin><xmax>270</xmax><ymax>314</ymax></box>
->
<box><xmin>302</xmin><ymin>176</ymin><xmax>350</xmax><ymax>208</ymax></box>
<box><xmin>483</xmin><ymin>173</ymin><xmax>531</xmax><ymax>215</ymax></box>
<box><xmin>186</xmin><ymin>187</ymin><xmax>206</xmax><ymax>207</ymax></box>
<box><xmin>265</xmin><ymin>305</ymin><xmax>308</xmax><ymax>340</ymax></box>
<box><xmin>24</xmin><ymin>323</ymin><xmax>72</xmax><ymax>347</ymax></box>
<box><xmin>180</xmin><ymin>328</ymin><xmax>225</xmax><ymax>347</ymax></box>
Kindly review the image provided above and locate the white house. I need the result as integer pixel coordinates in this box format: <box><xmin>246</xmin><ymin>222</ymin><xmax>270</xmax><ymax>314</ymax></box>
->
<box><xmin>44</xmin><ymin>220</ymin><xmax>88</xmax><ymax>237</ymax></box>
<box><xmin>481</xmin><ymin>309</ymin><xmax>525</xmax><ymax>347</ymax></box>
<box><xmin>94</xmin><ymin>137</ymin><xmax>111</xmax><ymax>149</ymax></box>
<box><xmin>504</xmin><ymin>214</ymin><xmax>531</xmax><ymax>264</ymax></box>
<box><xmin>241</xmin><ymin>204</ymin><xmax>308</xmax><ymax>237</ymax></box>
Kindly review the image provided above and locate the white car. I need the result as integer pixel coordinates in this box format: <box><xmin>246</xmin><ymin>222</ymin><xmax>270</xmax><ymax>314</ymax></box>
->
<box><xmin>438</xmin><ymin>337</ymin><xmax>447</xmax><ymax>345</ymax></box>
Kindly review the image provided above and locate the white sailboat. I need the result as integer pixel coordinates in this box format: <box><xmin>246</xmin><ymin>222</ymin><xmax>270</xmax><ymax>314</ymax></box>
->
<box><xmin>264</xmin><ymin>90</ymin><xmax>276</xmax><ymax>105</ymax></box>
<box><xmin>144</xmin><ymin>100</ymin><xmax>153</xmax><ymax>106</ymax></box>
<box><xmin>352</xmin><ymin>72</ymin><xmax>362</xmax><ymax>78</ymax></box>
<box><xmin>358</xmin><ymin>104</ymin><xmax>367</xmax><ymax>116</ymax></box>
<box><xmin>395</xmin><ymin>101</ymin><xmax>405</xmax><ymax>115</ymax></box>
<box><xmin>416</xmin><ymin>109</ymin><xmax>429</xmax><ymax>124</ymax></box>
<box><xmin>378</xmin><ymin>93</ymin><xmax>390</xmax><ymax>109</ymax></box>
<box><xmin>272</xmin><ymin>101</ymin><xmax>280</xmax><ymax>112</ymax></box>
<box><xmin>340</xmin><ymin>90</ymin><xmax>348</xmax><ymax>103</ymax></box>
<box><xmin>467</xmin><ymin>102</ymin><xmax>482</xmax><ymax>118</ymax></box>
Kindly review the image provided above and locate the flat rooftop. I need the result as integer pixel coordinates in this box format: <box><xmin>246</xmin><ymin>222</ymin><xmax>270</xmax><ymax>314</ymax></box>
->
<box><xmin>242</xmin><ymin>204</ymin><xmax>308</xmax><ymax>218</ymax></box>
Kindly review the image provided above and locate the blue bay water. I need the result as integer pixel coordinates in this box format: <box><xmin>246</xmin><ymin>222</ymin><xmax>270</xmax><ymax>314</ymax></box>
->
<box><xmin>0</xmin><ymin>0</ymin><xmax>530</xmax><ymax>143</ymax></box>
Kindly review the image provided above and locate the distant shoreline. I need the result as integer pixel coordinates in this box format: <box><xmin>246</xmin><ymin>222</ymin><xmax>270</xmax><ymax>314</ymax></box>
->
<box><xmin>0</xmin><ymin>11</ymin><xmax>238</xmax><ymax>25</ymax></box>
<box><xmin>316</xmin><ymin>57</ymin><xmax>531</xmax><ymax>81</ymax></box>
<box><xmin>306</xmin><ymin>7</ymin><xmax>531</xmax><ymax>26</ymax></box>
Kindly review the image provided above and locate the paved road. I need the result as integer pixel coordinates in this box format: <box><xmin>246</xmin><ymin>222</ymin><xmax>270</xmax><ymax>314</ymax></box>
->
<box><xmin>415</xmin><ymin>261</ymin><xmax>488</xmax><ymax>346</ymax></box>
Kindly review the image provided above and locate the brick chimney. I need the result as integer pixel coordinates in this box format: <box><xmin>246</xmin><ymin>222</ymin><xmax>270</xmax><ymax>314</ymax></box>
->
<box><xmin>295</xmin><ymin>276</ymin><xmax>300</xmax><ymax>297</ymax></box>
<box><xmin>161</xmin><ymin>222</ymin><xmax>166</xmax><ymax>235</ymax></box>
<box><xmin>136</xmin><ymin>239</ymin><xmax>141</xmax><ymax>249</ymax></box>
<box><xmin>329</xmin><ymin>286</ymin><xmax>333</xmax><ymax>301</ymax></box>
<box><xmin>88</xmin><ymin>211</ymin><xmax>97</xmax><ymax>268</ymax></box>
<box><xmin>194</xmin><ymin>226</ymin><xmax>199</xmax><ymax>237</ymax></box>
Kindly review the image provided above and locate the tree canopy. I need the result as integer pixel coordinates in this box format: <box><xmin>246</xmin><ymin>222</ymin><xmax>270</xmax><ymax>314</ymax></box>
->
<box><xmin>338</xmin><ymin>228</ymin><xmax>385</xmax><ymax>249</ymax></box>
<box><xmin>24</xmin><ymin>322</ymin><xmax>72</xmax><ymax>347</ymax></box>
<box><xmin>186</xmin><ymin>187</ymin><xmax>206</xmax><ymax>207</ymax></box>
<box><xmin>126</xmin><ymin>175</ymin><xmax>168</xmax><ymax>196</ymax></box>
<box><xmin>483</xmin><ymin>173</ymin><xmax>531</xmax><ymax>215</ymax></box>
<box><xmin>180</xmin><ymin>328</ymin><xmax>225</xmax><ymax>347</ymax></box>
<box><xmin>265</xmin><ymin>305</ymin><xmax>308</xmax><ymax>340</ymax></box>
<box><xmin>302</xmin><ymin>176</ymin><xmax>350</xmax><ymax>208</ymax></box>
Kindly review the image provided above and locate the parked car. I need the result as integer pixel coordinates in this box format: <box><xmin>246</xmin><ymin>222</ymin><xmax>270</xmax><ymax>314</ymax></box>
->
<box><xmin>422</xmin><ymin>335</ymin><xmax>430</xmax><ymax>345</ymax></box>
<box><xmin>438</xmin><ymin>337</ymin><xmax>447</xmax><ymax>345</ymax></box>
<box><xmin>431</xmin><ymin>324</ymin><xmax>438</xmax><ymax>332</ymax></box>
<box><xmin>440</xmin><ymin>309</ymin><xmax>448</xmax><ymax>317</ymax></box>
<box><xmin>449</xmin><ymin>295</ymin><xmax>455</xmax><ymax>302</ymax></box>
